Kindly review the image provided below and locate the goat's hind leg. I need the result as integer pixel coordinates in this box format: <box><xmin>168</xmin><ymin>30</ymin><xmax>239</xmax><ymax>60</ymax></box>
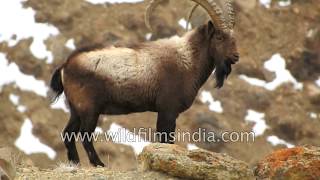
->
<box><xmin>79</xmin><ymin>111</ymin><xmax>104</xmax><ymax>167</ymax></box>
<box><xmin>63</xmin><ymin>106</ymin><xmax>81</xmax><ymax>165</ymax></box>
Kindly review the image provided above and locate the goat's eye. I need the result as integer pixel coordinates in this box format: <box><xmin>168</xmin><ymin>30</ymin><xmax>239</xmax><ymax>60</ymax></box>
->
<box><xmin>216</xmin><ymin>35</ymin><xmax>224</xmax><ymax>41</ymax></box>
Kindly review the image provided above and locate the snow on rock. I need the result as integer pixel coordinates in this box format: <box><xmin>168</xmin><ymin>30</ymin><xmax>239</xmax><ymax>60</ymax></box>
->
<box><xmin>9</xmin><ymin>94</ymin><xmax>27</xmax><ymax>113</ymax></box>
<box><xmin>107</xmin><ymin>123</ymin><xmax>150</xmax><ymax>154</ymax></box>
<box><xmin>279</xmin><ymin>0</ymin><xmax>291</xmax><ymax>7</ymax></box>
<box><xmin>178</xmin><ymin>18</ymin><xmax>191</xmax><ymax>30</ymax></box>
<box><xmin>50</xmin><ymin>93</ymin><xmax>69</xmax><ymax>113</ymax></box>
<box><xmin>145</xmin><ymin>33</ymin><xmax>152</xmax><ymax>41</ymax></box>
<box><xmin>187</xmin><ymin>144</ymin><xmax>200</xmax><ymax>151</ymax></box>
<box><xmin>259</xmin><ymin>0</ymin><xmax>271</xmax><ymax>8</ymax></box>
<box><xmin>200</xmin><ymin>91</ymin><xmax>223</xmax><ymax>113</ymax></box>
<box><xmin>239</xmin><ymin>75</ymin><xmax>267</xmax><ymax>87</ymax></box>
<box><xmin>1</xmin><ymin>53</ymin><xmax>68</xmax><ymax>112</ymax></box>
<box><xmin>264</xmin><ymin>54</ymin><xmax>303</xmax><ymax>90</ymax></box>
<box><xmin>245</xmin><ymin>109</ymin><xmax>268</xmax><ymax>136</ymax></box>
<box><xmin>17</xmin><ymin>105</ymin><xmax>27</xmax><ymax>113</ymax></box>
<box><xmin>15</xmin><ymin>118</ymin><xmax>56</xmax><ymax>159</ymax></box>
<box><xmin>0</xmin><ymin>0</ymin><xmax>59</xmax><ymax>63</ymax></box>
<box><xmin>65</xmin><ymin>39</ymin><xmax>76</xmax><ymax>50</ymax></box>
<box><xmin>309</xmin><ymin>112</ymin><xmax>318</xmax><ymax>119</ymax></box>
<box><xmin>9</xmin><ymin>94</ymin><xmax>19</xmax><ymax>105</ymax></box>
<box><xmin>259</xmin><ymin>0</ymin><xmax>291</xmax><ymax>8</ymax></box>
<box><xmin>95</xmin><ymin>127</ymin><xmax>104</xmax><ymax>134</ymax></box>
<box><xmin>86</xmin><ymin>0</ymin><xmax>143</xmax><ymax>4</ymax></box>
<box><xmin>267</xmin><ymin>135</ymin><xmax>294</xmax><ymax>148</ymax></box>
<box><xmin>316</xmin><ymin>77</ymin><xmax>320</xmax><ymax>87</ymax></box>
<box><xmin>240</xmin><ymin>53</ymin><xmax>303</xmax><ymax>91</ymax></box>
<box><xmin>0</xmin><ymin>53</ymin><xmax>48</xmax><ymax>96</ymax></box>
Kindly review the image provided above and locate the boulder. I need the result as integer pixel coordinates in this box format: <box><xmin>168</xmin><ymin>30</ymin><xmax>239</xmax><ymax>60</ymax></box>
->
<box><xmin>255</xmin><ymin>146</ymin><xmax>320</xmax><ymax>180</ymax></box>
<box><xmin>138</xmin><ymin>143</ymin><xmax>254</xmax><ymax>180</ymax></box>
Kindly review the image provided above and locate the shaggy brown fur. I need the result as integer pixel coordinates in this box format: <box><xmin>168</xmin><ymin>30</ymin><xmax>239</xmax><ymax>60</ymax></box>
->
<box><xmin>49</xmin><ymin>21</ymin><xmax>239</xmax><ymax>167</ymax></box>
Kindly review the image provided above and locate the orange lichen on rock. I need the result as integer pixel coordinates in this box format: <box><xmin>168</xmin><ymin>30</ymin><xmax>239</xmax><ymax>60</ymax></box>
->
<box><xmin>255</xmin><ymin>146</ymin><xmax>320</xmax><ymax>180</ymax></box>
<box><xmin>264</xmin><ymin>147</ymin><xmax>304</xmax><ymax>170</ymax></box>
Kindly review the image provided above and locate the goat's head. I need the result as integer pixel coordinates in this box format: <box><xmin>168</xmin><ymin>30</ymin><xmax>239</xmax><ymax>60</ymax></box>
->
<box><xmin>206</xmin><ymin>20</ymin><xmax>239</xmax><ymax>88</ymax></box>
<box><xmin>145</xmin><ymin>0</ymin><xmax>239</xmax><ymax>88</ymax></box>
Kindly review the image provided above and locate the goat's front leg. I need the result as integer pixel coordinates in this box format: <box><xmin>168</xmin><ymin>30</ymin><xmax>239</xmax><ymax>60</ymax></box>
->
<box><xmin>156</xmin><ymin>111</ymin><xmax>178</xmax><ymax>144</ymax></box>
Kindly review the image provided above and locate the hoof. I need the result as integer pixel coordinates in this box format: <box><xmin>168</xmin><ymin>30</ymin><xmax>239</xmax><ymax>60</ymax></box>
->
<box><xmin>69</xmin><ymin>160</ymin><xmax>80</xmax><ymax>166</ymax></box>
<box><xmin>92</xmin><ymin>161</ymin><xmax>105</xmax><ymax>167</ymax></box>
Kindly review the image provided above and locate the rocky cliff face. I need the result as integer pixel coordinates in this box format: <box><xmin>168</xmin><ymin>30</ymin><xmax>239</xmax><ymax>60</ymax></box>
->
<box><xmin>0</xmin><ymin>0</ymin><xmax>319</xmax><ymax>174</ymax></box>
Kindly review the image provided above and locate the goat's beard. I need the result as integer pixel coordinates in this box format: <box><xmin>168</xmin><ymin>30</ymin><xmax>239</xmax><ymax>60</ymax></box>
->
<box><xmin>214</xmin><ymin>60</ymin><xmax>232</xmax><ymax>88</ymax></box>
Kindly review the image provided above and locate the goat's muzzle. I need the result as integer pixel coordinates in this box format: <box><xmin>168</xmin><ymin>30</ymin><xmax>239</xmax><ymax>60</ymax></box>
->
<box><xmin>229</xmin><ymin>53</ymin><xmax>239</xmax><ymax>64</ymax></box>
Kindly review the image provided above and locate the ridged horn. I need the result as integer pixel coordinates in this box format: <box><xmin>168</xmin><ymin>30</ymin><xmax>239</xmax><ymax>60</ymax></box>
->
<box><xmin>226</xmin><ymin>0</ymin><xmax>235</xmax><ymax>29</ymax></box>
<box><xmin>145</xmin><ymin>0</ymin><xmax>228</xmax><ymax>32</ymax></box>
<box><xmin>186</xmin><ymin>0</ymin><xmax>236</xmax><ymax>31</ymax></box>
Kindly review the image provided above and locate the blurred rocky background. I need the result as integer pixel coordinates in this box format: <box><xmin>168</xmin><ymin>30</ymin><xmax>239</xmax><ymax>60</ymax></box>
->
<box><xmin>0</xmin><ymin>0</ymin><xmax>319</xmax><ymax>176</ymax></box>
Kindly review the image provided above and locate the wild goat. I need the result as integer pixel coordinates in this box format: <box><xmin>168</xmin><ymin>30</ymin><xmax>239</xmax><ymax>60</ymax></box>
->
<box><xmin>49</xmin><ymin>0</ymin><xmax>239</xmax><ymax>167</ymax></box>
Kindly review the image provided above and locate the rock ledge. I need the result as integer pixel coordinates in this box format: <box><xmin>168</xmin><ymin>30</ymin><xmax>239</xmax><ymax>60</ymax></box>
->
<box><xmin>138</xmin><ymin>143</ymin><xmax>254</xmax><ymax>180</ymax></box>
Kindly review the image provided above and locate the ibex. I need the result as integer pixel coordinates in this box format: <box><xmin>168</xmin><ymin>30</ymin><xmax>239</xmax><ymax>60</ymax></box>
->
<box><xmin>49</xmin><ymin>0</ymin><xmax>239</xmax><ymax>167</ymax></box>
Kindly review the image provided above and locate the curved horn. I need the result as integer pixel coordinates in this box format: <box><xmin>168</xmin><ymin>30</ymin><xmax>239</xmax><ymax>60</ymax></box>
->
<box><xmin>145</xmin><ymin>0</ymin><xmax>227</xmax><ymax>32</ymax></box>
<box><xmin>145</xmin><ymin>0</ymin><xmax>164</xmax><ymax>31</ymax></box>
<box><xmin>226</xmin><ymin>0</ymin><xmax>235</xmax><ymax>29</ymax></box>
<box><xmin>186</xmin><ymin>4</ymin><xmax>199</xmax><ymax>31</ymax></box>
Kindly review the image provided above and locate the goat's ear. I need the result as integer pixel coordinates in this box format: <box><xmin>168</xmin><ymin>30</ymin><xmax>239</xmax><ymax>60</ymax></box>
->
<box><xmin>207</xmin><ymin>21</ymin><xmax>216</xmax><ymax>36</ymax></box>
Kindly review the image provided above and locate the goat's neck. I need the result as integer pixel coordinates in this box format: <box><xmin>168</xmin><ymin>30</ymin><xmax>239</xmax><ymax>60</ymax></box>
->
<box><xmin>185</xmin><ymin>29</ymin><xmax>215</xmax><ymax>90</ymax></box>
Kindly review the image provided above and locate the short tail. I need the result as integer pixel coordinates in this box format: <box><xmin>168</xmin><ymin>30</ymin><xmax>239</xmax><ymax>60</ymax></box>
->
<box><xmin>48</xmin><ymin>66</ymin><xmax>64</xmax><ymax>103</ymax></box>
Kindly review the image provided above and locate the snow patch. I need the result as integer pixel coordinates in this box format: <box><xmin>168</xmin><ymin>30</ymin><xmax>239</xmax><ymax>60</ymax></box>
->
<box><xmin>245</xmin><ymin>110</ymin><xmax>268</xmax><ymax>136</ymax></box>
<box><xmin>279</xmin><ymin>0</ymin><xmax>291</xmax><ymax>7</ymax></box>
<box><xmin>1</xmin><ymin>53</ymin><xmax>68</xmax><ymax>112</ymax></box>
<box><xmin>200</xmin><ymin>91</ymin><xmax>223</xmax><ymax>113</ymax></box>
<box><xmin>17</xmin><ymin>105</ymin><xmax>27</xmax><ymax>113</ymax></box>
<box><xmin>9</xmin><ymin>94</ymin><xmax>20</xmax><ymax>105</ymax></box>
<box><xmin>15</xmin><ymin>118</ymin><xmax>56</xmax><ymax>159</ymax></box>
<box><xmin>187</xmin><ymin>144</ymin><xmax>199</xmax><ymax>150</ymax></box>
<box><xmin>264</xmin><ymin>54</ymin><xmax>303</xmax><ymax>90</ymax></box>
<box><xmin>259</xmin><ymin>0</ymin><xmax>291</xmax><ymax>8</ymax></box>
<box><xmin>316</xmin><ymin>77</ymin><xmax>320</xmax><ymax>87</ymax></box>
<box><xmin>107</xmin><ymin>123</ymin><xmax>150</xmax><ymax>154</ymax></box>
<box><xmin>259</xmin><ymin>0</ymin><xmax>271</xmax><ymax>8</ymax></box>
<box><xmin>178</xmin><ymin>18</ymin><xmax>191</xmax><ymax>30</ymax></box>
<box><xmin>145</xmin><ymin>33</ymin><xmax>152</xmax><ymax>41</ymax></box>
<box><xmin>267</xmin><ymin>135</ymin><xmax>294</xmax><ymax>148</ymax></box>
<box><xmin>9</xmin><ymin>94</ymin><xmax>27</xmax><ymax>113</ymax></box>
<box><xmin>240</xmin><ymin>54</ymin><xmax>303</xmax><ymax>91</ymax></box>
<box><xmin>310</xmin><ymin>112</ymin><xmax>318</xmax><ymax>119</ymax></box>
<box><xmin>50</xmin><ymin>93</ymin><xmax>69</xmax><ymax>113</ymax></box>
<box><xmin>0</xmin><ymin>0</ymin><xmax>59</xmax><ymax>63</ymax></box>
<box><xmin>95</xmin><ymin>127</ymin><xmax>104</xmax><ymax>134</ymax></box>
<box><xmin>0</xmin><ymin>53</ymin><xmax>48</xmax><ymax>96</ymax></box>
<box><xmin>239</xmin><ymin>75</ymin><xmax>267</xmax><ymax>87</ymax></box>
<box><xmin>85</xmin><ymin>0</ymin><xmax>143</xmax><ymax>4</ymax></box>
<box><xmin>65</xmin><ymin>39</ymin><xmax>76</xmax><ymax>50</ymax></box>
